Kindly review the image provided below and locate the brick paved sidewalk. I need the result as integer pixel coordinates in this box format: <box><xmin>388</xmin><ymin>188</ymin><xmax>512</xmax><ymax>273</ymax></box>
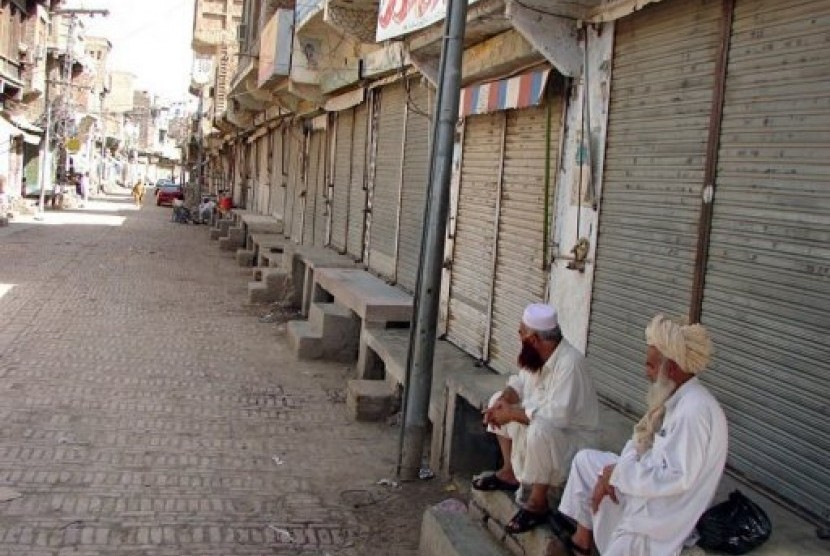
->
<box><xmin>0</xmin><ymin>197</ymin><xmax>447</xmax><ymax>556</ymax></box>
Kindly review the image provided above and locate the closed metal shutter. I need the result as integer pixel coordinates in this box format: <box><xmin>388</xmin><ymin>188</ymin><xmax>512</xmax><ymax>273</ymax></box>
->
<box><xmin>368</xmin><ymin>82</ymin><xmax>406</xmax><ymax>278</ymax></box>
<box><xmin>330</xmin><ymin>109</ymin><xmax>354</xmax><ymax>251</ymax></box>
<box><xmin>488</xmin><ymin>104</ymin><xmax>560</xmax><ymax>373</ymax></box>
<box><xmin>269</xmin><ymin>128</ymin><xmax>285</xmax><ymax>219</ymax></box>
<box><xmin>304</xmin><ymin>129</ymin><xmax>328</xmax><ymax>247</ymax></box>
<box><xmin>288</xmin><ymin>125</ymin><xmax>306</xmax><ymax>243</ymax></box>
<box><xmin>347</xmin><ymin>103</ymin><xmax>370</xmax><ymax>259</ymax></box>
<box><xmin>586</xmin><ymin>0</ymin><xmax>721</xmax><ymax>412</ymax></box>
<box><xmin>446</xmin><ymin>114</ymin><xmax>502</xmax><ymax>359</ymax></box>
<box><xmin>304</xmin><ymin>130</ymin><xmax>324</xmax><ymax>245</ymax></box>
<box><xmin>257</xmin><ymin>135</ymin><xmax>269</xmax><ymax>214</ymax></box>
<box><xmin>701</xmin><ymin>0</ymin><xmax>830</xmax><ymax>519</ymax></box>
<box><xmin>396</xmin><ymin>77</ymin><xmax>433</xmax><ymax>292</ymax></box>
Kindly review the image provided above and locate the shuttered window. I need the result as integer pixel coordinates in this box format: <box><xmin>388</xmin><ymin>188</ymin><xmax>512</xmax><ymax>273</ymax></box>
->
<box><xmin>701</xmin><ymin>0</ymin><xmax>830</xmax><ymax>519</ymax></box>
<box><xmin>347</xmin><ymin>103</ymin><xmax>370</xmax><ymax>259</ymax></box>
<box><xmin>330</xmin><ymin>110</ymin><xmax>354</xmax><ymax>251</ymax></box>
<box><xmin>396</xmin><ymin>77</ymin><xmax>433</xmax><ymax>292</ymax></box>
<box><xmin>368</xmin><ymin>82</ymin><xmax>406</xmax><ymax>278</ymax></box>
<box><xmin>587</xmin><ymin>0</ymin><xmax>721</xmax><ymax>413</ymax></box>
<box><xmin>446</xmin><ymin>114</ymin><xmax>502</xmax><ymax>359</ymax></box>
<box><xmin>488</xmin><ymin>104</ymin><xmax>560</xmax><ymax>373</ymax></box>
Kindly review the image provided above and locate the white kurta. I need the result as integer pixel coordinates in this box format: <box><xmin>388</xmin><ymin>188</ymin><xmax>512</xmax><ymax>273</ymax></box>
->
<box><xmin>558</xmin><ymin>378</ymin><xmax>728</xmax><ymax>556</ymax></box>
<box><xmin>489</xmin><ymin>339</ymin><xmax>599</xmax><ymax>486</ymax></box>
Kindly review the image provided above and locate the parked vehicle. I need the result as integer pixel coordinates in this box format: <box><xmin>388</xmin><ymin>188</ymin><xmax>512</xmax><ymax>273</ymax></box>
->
<box><xmin>156</xmin><ymin>184</ymin><xmax>184</xmax><ymax>206</ymax></box>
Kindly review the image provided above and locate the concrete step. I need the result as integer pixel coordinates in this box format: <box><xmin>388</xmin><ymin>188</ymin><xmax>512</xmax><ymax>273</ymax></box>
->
<box><xmin>346</xmin><ymin>379</ymin><xmax>397</xmax><ymax>421</ymax></box>
<box><xmin>287</xmin><ymin>313</ymin><xmax>358</xmax><ymax>363</ymax></box>
<box><xmin>470</xmin><ymin>489</ymin><xmax>561</xmax><ymax>556</ymax></box>
<box><xmin>309</xmin><ymin>302</ymin><xmax>356</xmax><ymax>335</ymax></box>
<box><xmin>236</xmin><ymin>249</ymin><xmax>255</xmax><ymax>267</ymax></box>
<box><xmin>419</xmin><ymin>506</ymin><xmax>511</xmax><ymax>556</ymax></box>
<box><xmin>286</xmin><ymin>320</ymin><xmax>323</xmax><ymax>360</ymax></box>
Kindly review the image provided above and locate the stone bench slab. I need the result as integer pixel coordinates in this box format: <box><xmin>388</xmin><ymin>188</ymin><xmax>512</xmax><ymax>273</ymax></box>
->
<box><xmin>314</xmin><ymin>267</ymin><xmax>412</xmax><ymax>323</ymax></box>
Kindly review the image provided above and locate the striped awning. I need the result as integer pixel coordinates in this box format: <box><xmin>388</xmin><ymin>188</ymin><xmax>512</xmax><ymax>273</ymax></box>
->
<box><xmin>459</xmin><ymin>68</ymin><xmax>551</xmax><ymax>117</ymax></box>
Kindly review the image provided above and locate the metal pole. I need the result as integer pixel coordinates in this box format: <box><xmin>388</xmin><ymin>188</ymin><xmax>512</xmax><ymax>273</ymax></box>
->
<box><xmin>36</xmin><ymin>83</ymin><xmax>53</xmax><ymax>217</ymax></box>
<box><xmin>398</xmin><ymin>0</ymin><xmax>468</xmax><ymax>481</ymax></box>
<box><xmin>196</xmin><ymin>89</ymin><xmax>205</xmax><ymax>202</ymax></box>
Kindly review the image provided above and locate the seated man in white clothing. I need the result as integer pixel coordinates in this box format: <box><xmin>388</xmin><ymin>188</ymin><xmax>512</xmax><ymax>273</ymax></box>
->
<box><xmin>473</xmin><ymin>303</ymin><xmax>599</xmax><ymax>534</ymax></box>
<box><xmin>558</xmin><ymin>314</ymin><xmax>728</xmax><ymax>556</ymax></box>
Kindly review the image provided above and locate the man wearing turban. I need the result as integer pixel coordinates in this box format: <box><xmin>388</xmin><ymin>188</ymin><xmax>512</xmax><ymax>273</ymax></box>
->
<box><xmin>557</xmin><ymin>314</ymin><xmax>728</xmax><ymax>555</ymax></box>
<box><xmin>472</xmin><ymin>303</ymin><xmax>600</xmax><ymax>534</ymax></box>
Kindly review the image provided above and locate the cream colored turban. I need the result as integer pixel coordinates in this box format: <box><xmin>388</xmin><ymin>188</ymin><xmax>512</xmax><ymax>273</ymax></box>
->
<box><xmin>645</xmin><ymin>314</ymin><xmax>713</xmax><ymax>374</ymax></box>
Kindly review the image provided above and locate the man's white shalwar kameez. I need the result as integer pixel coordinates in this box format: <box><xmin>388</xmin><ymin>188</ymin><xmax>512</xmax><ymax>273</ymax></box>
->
<box><xmin>559</xmin><ymin>378</ymin><xmax>728</xmax><ymax>556</ymax></box>
<box><xmin>489</xmin><ymin>339</ymin><xmax>599</xmax><ymax>486</ymax></box>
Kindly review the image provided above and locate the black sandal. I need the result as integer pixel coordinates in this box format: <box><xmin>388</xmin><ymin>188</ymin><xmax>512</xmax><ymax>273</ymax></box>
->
<box><xmin>505</xmin><ymin>507</ymin><xmax>549</xmax><ymax>534</ymax></box>
<box><xmin>563</xmin><ymin>536</ymin><xmax>592</xmax><ymax>555</ymax></box>
<box><xmin>471</xmin><ymin>473</ymin><xmax>520</xmax><ymax>492</ymax></box>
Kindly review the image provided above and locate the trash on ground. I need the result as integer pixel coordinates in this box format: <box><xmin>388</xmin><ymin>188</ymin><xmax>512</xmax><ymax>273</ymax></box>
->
<box><xmin>0</xmin><ymin>488</ymin><xmax>22</xmax><ymax>503</ymax></box>
<box><xmin>376</xmin><ymin>478</ymin><xmax>400</xmax><ymax>488</ymax></box>
<box><xmin>272</xmin><ymin>455</ymin><xmax>284</xmax><ymax>466</ymax></box>
<box><xmin>444</xmin><ymin>484</ymin><xmax>458</xmax><ymax>492</ymax></box>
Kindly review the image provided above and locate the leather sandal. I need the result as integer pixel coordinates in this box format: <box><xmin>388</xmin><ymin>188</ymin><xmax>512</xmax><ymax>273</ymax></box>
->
<box><xmin>471</xmin><ymin>473</ymin><xmax>520</xmax><ymax>492</ymax></box>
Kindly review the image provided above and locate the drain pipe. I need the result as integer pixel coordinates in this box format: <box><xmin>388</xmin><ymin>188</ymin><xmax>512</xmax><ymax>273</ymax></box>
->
<box><xmin>397</xmin><ymin>0</ymin><xmax>469</xmax><ymax>481</ymax></box>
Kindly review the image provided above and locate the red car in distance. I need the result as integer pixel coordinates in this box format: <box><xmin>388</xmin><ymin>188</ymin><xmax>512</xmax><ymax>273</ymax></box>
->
<box><xmin>156</xmin><ymin>184</ymin><xmax>184</xmax><ymax>206</ymax></box>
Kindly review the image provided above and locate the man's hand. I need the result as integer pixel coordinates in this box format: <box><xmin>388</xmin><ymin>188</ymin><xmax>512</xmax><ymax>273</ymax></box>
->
<box><xmin>591</xmin><ymin>464</ymin><xmax>618</xmax><ymax>513</ymax></box>
<box><xmin>482</xmin><ymin>398</ymin><xmax>509</xmax><ymax>427</ymax></box>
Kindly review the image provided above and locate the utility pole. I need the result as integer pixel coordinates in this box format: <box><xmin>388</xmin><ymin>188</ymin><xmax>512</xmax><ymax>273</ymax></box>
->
<box><xmin>36</xmin><ymin>7</ymin><xmax>109</xmax><ymax>217</ymax></box>
<box><xmin>196</xmin><ymin>89</ymin><xmax>205</xmax><ymax>202</ymax></box>
<box><xmin>397</xmin><ymin>0</ymin><xmax>468</xmax><ymax>480</ymax></box>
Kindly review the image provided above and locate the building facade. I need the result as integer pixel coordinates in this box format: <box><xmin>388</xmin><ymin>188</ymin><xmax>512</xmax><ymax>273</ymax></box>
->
<box><xmin>192</xmin><ymin>0</ymin><xmax>830</xmax><ymax>527</ymax></box>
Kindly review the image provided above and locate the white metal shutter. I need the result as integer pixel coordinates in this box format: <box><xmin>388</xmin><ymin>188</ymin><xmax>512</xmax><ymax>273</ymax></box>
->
<box><xmin>368</xmin><ymin>82</ymin><xmax>406</xmax><ymax>278</ymax></box>
<box><xmin>269</xmin><ymin>128</ymin><xmax>285</xmax><ymax>219</ymax></box>
<box><xmin>288</xmin><ymin>125</ymin><xmax>306</xmax><ymax>243</ymax></box>
<box><xmin>347</xmin><ymin>103</ymin><xmax>370</xmax><ymax>259</ymax></box>
<box><xmin>396</xmin><ymin>77</ymin><xmax>433</xmax><ymax>292</ymax></box>
<box><xmin>331</xmin><ymin>109</ymin><xmax>353</xmax><ymax>251</ymax></box>
<box><xmin>257</xmin><ymin>135</ymin><xmax>270</xmax><ymax>214</ymax></box>
<box><xmin>586</xmin><ymin>0</ymin><xmax>721</xmax><ymax>412</ymax></box>
<box><xmin>446</xmin><ymin>114</ymin><xmax>502</xmax><ymax>359</ymax></box>
<box><xmin>701</xmin><ymin>0</ymin><xmax>830</xmax><ymax>519</ymax></box>
<box><xmin>488</xmin><ymin>104</ymin><xmax>560</xmax><ymax>373</ymax></box>
<box><xmin>304</xmin><ymin>130</ymin><xmax>324</xmax><ymax>245</ymax></box>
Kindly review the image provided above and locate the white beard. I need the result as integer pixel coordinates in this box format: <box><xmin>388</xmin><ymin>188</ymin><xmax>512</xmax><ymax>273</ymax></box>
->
<box><xmin>632</xmin><ymin>363</ymin><xmax>677</xmax><ymax>456</ymax></box>
<box><xmin>647</xmin><ymin>364</ymin><xmax>676</xmax><ymax>412</ymax></box>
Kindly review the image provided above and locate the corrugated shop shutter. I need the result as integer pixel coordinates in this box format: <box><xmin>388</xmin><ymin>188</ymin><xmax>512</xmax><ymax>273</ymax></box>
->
<box><xmin>288</xmin><ymin>125</ymin><xmax>306</xmax><ymax>243</ymax></box>
<box><xmin>257</xmin><ymin>134</ymin><xmax>269</xmax><ymax>214</ymax></box>
<box><xmin>314</xmin><ymin>128</ymin><xmax>329</xmax><ymax>247</ymax></box>
<box><xmin>701</xmin><ymin>0</ymin><xmax>830</xmax><ymax>519</ymax></box>
<box><xmin>586</xmin><ymin>0</ymin><xmax>721</xmax><ymax>412</ymax></box>
<box><xmin>396</xmin><ymin>77</ymin><xmax>433</xmax><ymax>292</ymax></box>
<box><xmin>488</xmin><ymin>104</ymin><xmax>560</xmax><ymax>373</ymax></box>
<box><xmin>368</xmin><ymin>82</ymin><xmax>406</xmax><ymax>278</ymax></box>
<box><xmin>330</xmin><ymin>109</ymin><xmax>354</xmax><ymax>251</ymax></box>
<box><xmin>304</xmin><ymin>130</ymin><xmax>324</xmax><ymax>245</ymax></box>
<box><xmin>446</xmin><ymin>114</ymin><xmax>503</xmax><ymax>359</ymax></box>
<box><xmin>270</xmin><ymin>128</ymin><xmax>285</xmax><ymax>219</ymax></box>
<box><xmin>348</xmin><ymin>103</ymin><xmax>369</xmax><ymax>259</ymax></box>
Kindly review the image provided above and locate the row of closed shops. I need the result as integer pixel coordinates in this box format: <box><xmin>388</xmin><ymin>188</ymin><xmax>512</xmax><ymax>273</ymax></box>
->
<box><xmin>211</xmin><ymin>0</ymin><xmax>828</xmax><ymax>523</ymax></box>
<box><xmin>587</xmin><ymin>0</ymin><xmax>829</xmax><ymax>522</ymax></box>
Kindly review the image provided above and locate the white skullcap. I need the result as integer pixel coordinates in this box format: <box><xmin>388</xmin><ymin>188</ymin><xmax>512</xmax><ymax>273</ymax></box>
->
<box><xmin>645</xmin><ymin>314</ymin><xmax>713</xmax><ymax>375</ymax></box>
<box><xmin>522</xmin><ymin>303</ymin><xmax>558</xmax><ymax>331</ymax></box>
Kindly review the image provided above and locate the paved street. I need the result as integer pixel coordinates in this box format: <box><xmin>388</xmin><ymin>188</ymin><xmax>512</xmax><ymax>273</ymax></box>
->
<box><xmin>0</xmin><ymin>195</ymin><xmax>444</xmax><ymax>556</ymax></box>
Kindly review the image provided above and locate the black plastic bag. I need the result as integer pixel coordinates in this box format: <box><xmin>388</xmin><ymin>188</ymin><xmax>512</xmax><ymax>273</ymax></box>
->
<box><xmin>696</xmin><ymin>490</ymin><xmax>772</xmax><ymax>554</ymax></box>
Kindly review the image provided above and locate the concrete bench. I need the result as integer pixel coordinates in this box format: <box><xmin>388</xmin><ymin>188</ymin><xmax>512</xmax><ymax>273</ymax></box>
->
<box><xmin>232</xmin><ymin>214</ymin><xmax>283</xmax><ymax>262</ymax></box>
<box><xmin>286</xmin><ymin>267</ymin><xmax>412</xmax><ymax>369</ymax></box>
<box><xmin>355</xmin><ymin>326</ymin><xmax>503</xmax><ymax>470</ymax></box>
<box><xmin>238</xmin><ymin>232</ymin><xmax>285</xmax><ymax>268</ymax></box>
